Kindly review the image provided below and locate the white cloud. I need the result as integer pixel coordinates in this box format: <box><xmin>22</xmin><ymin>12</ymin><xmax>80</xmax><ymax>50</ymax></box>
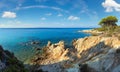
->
<box><xmin>0</xmin><ymin>19</ymin><xmax>22</xmax><ymax>28</ymax></box>
<box><xmin>46</xmin><ymin>13</ymin><xmax>52</xmax><ymax>16</ymax></box>
<box><xmin>2</xmin><ymin>11</ymin><xmax>16</xmax><ymax>18</ymax></box>
<box><xmin>58</xmin><ymin>13</ymin><xmax>63</xmax><ymax>17</ymax></box>
<box><xmin>41</xmin><ymin>17</ymin><xmax>46</xmax><ymax>20</ymax></box>
<box><xmin>7</xmin><ymin>20</ymin><xmax>21</xmax><ymax>24</ymax></box>
<box><xmin>0</xmin><ymin>24</ymin><xmax>40</xmax><ymax>28</ymax></box>
<box><xmin>0</xmin><ymin>20</ymin><xmax>44</xmax><ymax>28</ymax></box>
<box><xmin>102</xmin><ymin>0</ymin><xmax>120</xmax><ymax>12</ymax></box>
<box><xmin>16</xmin><ymin>5</ymin><xmax>69</xmax><ymax>13</ymax></box>
<box><xmin>68</xmin><ymin>16</ymin><xmax>80</xmax><ymax>20</ymax></box>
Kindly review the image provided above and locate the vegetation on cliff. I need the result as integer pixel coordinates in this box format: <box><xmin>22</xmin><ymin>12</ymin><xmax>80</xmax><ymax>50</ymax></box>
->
<box><xmin>99</xmin><ymin>16</ymin><xmax>118</xmax><ymax>28</ymax></box>
<box><xmin>0</xmin><ymin>46</ymin><xmax>28</xmax><ymax>72</ymax></box>
<box><xmin>94</xmin><ymin>16</ymin><xmax>120</xmax><ymax>37</ymax></box>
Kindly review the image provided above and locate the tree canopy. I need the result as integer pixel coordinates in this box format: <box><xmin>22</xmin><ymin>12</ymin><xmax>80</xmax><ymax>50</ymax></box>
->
<box><xmin>99</xmin><ymin>16</ymin><xmax>118</xmax><ymax>27</ymax></box>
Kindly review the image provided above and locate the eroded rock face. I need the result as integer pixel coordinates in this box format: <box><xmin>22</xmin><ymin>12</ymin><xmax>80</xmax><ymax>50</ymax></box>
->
<box><xmin>31</xmin><ymin>41</ymin><xmax>69</xmax><ymax>65</ymax></box>
<box><xmin>73</xmin><ymin>36</ymin><xmax>120</xmax><ymax>57</ymax></box>
<box><xmin>72</xmin><ymin>36</ymin><xmax>120</xmax><ymax>72</ymax></box>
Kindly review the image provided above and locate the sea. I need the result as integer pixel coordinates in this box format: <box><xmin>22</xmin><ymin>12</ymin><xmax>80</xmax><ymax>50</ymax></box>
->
<box><xmin>0</xmin><ymin>28</ymin><xmax>91</xmax><ymax>62</ymax></box>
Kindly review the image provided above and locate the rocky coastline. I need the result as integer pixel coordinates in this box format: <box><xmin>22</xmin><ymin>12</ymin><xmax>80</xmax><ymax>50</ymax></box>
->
<box><xmin>79</xmin><ymin>29</ymin><xmax>103</xmax><ymax>35</ymax></box>
<box><xmin>27</xmin><ymin>36</ymin><xmax>120</xmax><ymax>72</ymax></box>
<box><xmin>1</xmin><ymin>34</ymin><xmax>120</xmax><ymax>72</ymax></box>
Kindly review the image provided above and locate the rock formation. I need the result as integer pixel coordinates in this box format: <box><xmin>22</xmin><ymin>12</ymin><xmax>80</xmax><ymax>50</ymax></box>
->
<box><xmin>0</xmin><ymin>45</ymin><xmax>27</xmax><ymax>72</ymax></box>
<box><xmin>74</xmin><ymin>36</ymin><xmax>120</xmax><ymax>56</ymax></box>
<box><xmin>15</xmin><ymin>35</ymin><xmax>120</xmax><ymax>72</ymax></box>
<box><xmin>30</xmin><ymin>36</ymin><xmax>120</xmax><ymax>72</ymax></box>
<box><xmin>31</xmin><ymin>41</ymin><xmax>69</xmax><ymax>65</ymax></box>
<box><xmin>72</xmin><ymin>36</ymin><xmax>120</xmax><ymax>72</ymax></box>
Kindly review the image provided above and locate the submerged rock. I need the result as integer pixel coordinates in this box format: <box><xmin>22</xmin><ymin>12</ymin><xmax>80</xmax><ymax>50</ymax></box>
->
<box><xmin>31</xmin><ymin>41</ymin><xmax>40</xmax><ymax>45</ymax></box>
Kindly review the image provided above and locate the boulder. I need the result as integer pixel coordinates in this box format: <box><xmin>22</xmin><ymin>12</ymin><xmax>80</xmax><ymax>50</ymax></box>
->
<box><xmin>31</xmin><ymin>41</ymin><xmax>40</xmax><ymax>45</ymax></box>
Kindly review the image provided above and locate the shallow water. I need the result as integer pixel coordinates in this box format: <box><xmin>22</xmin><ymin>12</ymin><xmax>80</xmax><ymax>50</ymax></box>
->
<box><xmin>0</xmin><ymin>28</ymin><xmax>91</xmax><ymax>61</ymax></box>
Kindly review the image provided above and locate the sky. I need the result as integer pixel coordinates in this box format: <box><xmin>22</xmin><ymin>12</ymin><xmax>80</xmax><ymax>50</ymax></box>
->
<box><xmin>0</xmin><ymin>0</ymin><xmax>120</xmax><ymax>28</ymax></box>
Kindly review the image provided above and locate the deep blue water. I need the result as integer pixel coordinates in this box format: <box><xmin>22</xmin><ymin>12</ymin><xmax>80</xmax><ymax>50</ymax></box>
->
<box><xmin>0</xmin><ymin>28</ymin><xmax>91</xmax><ymax>61</ymax></box>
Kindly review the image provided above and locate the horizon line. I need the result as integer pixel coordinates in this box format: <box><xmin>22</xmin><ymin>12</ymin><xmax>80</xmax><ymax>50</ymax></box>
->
<box><xmin>0</xmin><ymin>27</ymin><xmax>96</xmax><ymax>29</ymax></box>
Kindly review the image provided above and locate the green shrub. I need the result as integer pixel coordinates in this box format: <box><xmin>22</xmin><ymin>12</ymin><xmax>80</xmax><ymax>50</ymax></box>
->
<box><xmin>95</xmin><ymin>28</ymin><xmax>105</xmax><ymax>31</ymax></box>
<box><xmin>3</xmin><ymin>65</ymin><xmax>28</xmax><ymax>72</ymax></box>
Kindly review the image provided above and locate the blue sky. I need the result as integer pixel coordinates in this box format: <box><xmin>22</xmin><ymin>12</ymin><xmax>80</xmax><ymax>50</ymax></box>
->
<box><xmin>0</xmin><ymin>0</ymin><xmax>120</xmax><ymax>28</ymax></box>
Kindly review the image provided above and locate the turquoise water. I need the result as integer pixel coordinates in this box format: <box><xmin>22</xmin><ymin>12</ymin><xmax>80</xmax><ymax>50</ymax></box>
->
<box><xmin>0</xmin><ymin>28</ymin><xmax>91</xmax><ymax>61</ymax></box>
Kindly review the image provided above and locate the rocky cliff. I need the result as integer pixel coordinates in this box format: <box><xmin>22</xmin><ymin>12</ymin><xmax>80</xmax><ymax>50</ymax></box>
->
<box><xmin>0</xmin><ymin>45</ymin><xmax>27</xmax><ymax>72</ymax></box>
<box><xmin>71</xmin><ymin>36</ymin><xmax>120</xmax><ymax>72</ymax></box>
<box><xmin>30</xmin><ymin>36</ymin><xmax>120</xmax><ymax>72</ymax></box>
